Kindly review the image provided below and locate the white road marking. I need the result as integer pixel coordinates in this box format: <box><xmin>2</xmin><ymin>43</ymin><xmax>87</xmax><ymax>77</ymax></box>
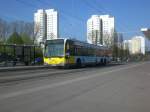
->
<box><xmin>0</xmin><ymin>62</ymin><xmax>148</xmax><ymax>100</ymax></box>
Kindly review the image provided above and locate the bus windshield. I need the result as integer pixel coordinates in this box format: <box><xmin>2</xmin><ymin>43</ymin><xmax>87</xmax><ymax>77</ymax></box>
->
<box><xmin>45</xmin><ymin>40</ymin><xmax>64</xmax><ymax>57</ymax></box>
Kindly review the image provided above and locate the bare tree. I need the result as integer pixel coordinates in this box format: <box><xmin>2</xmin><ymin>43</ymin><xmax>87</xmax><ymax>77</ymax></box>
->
<box><xmin>8</xmin><ymin>21</ymin><xmax>33</xmax><ymax>35</ymax></box>
<box><xmin>33</xmin><ymin>22</ymin><xmax>40</xmax><ymax>44</ymax></box>
<box><xmin>0</xmin><ymin>19</ymin><xmax>8</xmax><ymax>42</ymax></box>
<box><xmin>49</xmin><ymin>33</ymin><xmax>55</xmax><ymax>40</ymax></box>
<box><xmin>0</xmin><ymin>18</ymin><xmax>34</xmax><ymax>43</ymax></box>
<box><xmin>103</xmin><ymin>33</ymin><xmax>114</xmax><ymax>47</ymax></box>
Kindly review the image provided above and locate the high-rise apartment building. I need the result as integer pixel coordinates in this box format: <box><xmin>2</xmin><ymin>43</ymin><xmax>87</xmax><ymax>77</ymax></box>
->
<box><xmin>131</xmin><ymin>36</ymin><xmax>145</xmax><ymax>55</ymax></box>
<box><xmin>46</xmin><ymin>9</ymin><xmax>58</xmax><ymax>40</ymax></box>
<box><xmin>87</xmin><ymin>15</ymin><xmax>114</xmax><ymax>46</ymax></box>
<box><xmin>34</xmin><ymin>9</ymin><xmax>46</xmax><ymax>44</ymax></box>
<box><xmin>87</xmin><ymin>15</ymin><xmax>103</xmax><ymax>45</ymax></box>
<box><xmin>34</xmin><ymin>9</ymin><xmax>58</xmax><ymax>44</ymax></box>
<box><xmin>100</xmin><ymin>15</ymin><xmax>114</xmax><ymax>46</ymax></box>
<box><xmin>123</xmin><ymin>36</ymin><xmax>145</xmax><ymax>55</ymax></box>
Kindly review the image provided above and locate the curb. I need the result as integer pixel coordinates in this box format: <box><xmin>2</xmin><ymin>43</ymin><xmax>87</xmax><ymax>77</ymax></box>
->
<box><xmin>0</xmin><ymin>66</ymin><xmax>48</xmax><ymax>72</ymax></box>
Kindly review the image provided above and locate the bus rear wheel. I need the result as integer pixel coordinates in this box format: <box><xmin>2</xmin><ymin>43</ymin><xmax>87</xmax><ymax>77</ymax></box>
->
<box><xmin>76</xmin><ymin>59</ymin><xmax>82</xmax><ymax>68</ymax></box>
<box><xmin>103</xmin><ymin>59</ymin><xmax>107</xmax><ymax>66</ymax></box>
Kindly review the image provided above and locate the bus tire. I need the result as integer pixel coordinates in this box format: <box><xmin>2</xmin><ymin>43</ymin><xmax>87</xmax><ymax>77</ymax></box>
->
<box><xmin>101</xmin><ymin>59</ymin><xmax>103</xmax><ymax>65</ymax></box>
<box><xmin>64</xmin><ymin>64</ymin><xmax>70</xmax><ymax>69</ymax></box>
<box><xmin>103</xmin><ymin>59</ymin><xmax>107</xmax><ymax>66</ymax></box>
<box><xmin>76</xmin><ymin>59</ymin><xmax>81</xmax><ymax>68</ymax></box>
<box><xmin>25</xmin><ymin>62</ymin><xmax>29</xmax><ymax>66</ymax></box>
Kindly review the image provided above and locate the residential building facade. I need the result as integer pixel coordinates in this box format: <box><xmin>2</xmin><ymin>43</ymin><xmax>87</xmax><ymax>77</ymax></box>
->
<box><xmin>87</xmin><ymin>15</ymin><xmax>103</xmax><ymax>45</ymax></box>
<box><xmin>123</xmin><ymin>36</ymin><xmax>145</xmax><ymax>55</ymax></box>
<box><xmin>34</xmin><ymin>9</ymin><xmax>46</xmax><ymax>44</ymax></box>
<box><xmin>100</xmin><ymin>15</ymin><xmax>115</xmax><ymax>46</ymax></box>
<box><xmin>87</xmin><ymin>15</ymin><xmax>114</xmax><ymax>46</ymax></box>
<box><xmin>34</xmin><ymin>9</ymin><xmax>59</xmax><ymax>44</ymax></box>
<box><xmin>46</xmin><ymin>9</ymin><xmax>58</xmax><ymax>40</ymax></box>
<box><xmin>131</xmin><ymin>36</ymin><xmax>145</xmax><ymax>55</ymax></box>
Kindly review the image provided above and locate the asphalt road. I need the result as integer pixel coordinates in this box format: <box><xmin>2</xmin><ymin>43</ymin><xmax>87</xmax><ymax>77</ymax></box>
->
<box><xmin>0</xmin><ymin>62</ymin><xmax>150</xmax><ymax>112</ymax></box>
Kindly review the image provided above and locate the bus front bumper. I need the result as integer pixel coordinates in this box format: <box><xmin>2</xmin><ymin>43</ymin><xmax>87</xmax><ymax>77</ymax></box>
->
<box><xmin>44</xmin><ymin>62</ymin><xmax>65</xmax><ymax>67</ymax></box>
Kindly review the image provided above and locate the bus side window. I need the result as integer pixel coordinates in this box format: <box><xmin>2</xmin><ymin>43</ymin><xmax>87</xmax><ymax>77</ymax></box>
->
<box><xmin>70</xmin><ymin>44</ymin><xmax>75</xmax><ymax>56</ymax></box>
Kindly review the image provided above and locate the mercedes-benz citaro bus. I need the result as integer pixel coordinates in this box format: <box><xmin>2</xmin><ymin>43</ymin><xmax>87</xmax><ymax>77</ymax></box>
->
<box><xmin>44</xmin><ymin>38</ymin><xmax>112</xmax><ymax>68</ymax></box>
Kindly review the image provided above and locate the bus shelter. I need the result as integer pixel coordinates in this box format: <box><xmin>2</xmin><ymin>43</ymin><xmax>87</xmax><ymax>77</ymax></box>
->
<box><xmin>0</xmin><ymin>44</ymin><xmax>43</xmax><ymax>66</ymax></box>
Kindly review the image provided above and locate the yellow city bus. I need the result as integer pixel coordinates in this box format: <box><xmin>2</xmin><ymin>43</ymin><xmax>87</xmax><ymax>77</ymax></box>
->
<box><xmin>44</xmin><ymin>38</ymin><xmax>112</xmax><ymax>68</ymax></box>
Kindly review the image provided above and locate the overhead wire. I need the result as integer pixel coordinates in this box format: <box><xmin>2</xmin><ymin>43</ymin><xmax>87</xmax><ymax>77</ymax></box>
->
<box><xmin>94</xmin><ymin>0</ymin><xmax>139</xmax><ymax>35</ymax></box>
<box><xmin>36</xmin><ymin>0</ymin><xmax>84</xmax><ymax>38</ymax></box>
<box><xmin>15</xmin><ymin>0</ymin><xmax>142</xmax><ymax>39</ymax></box>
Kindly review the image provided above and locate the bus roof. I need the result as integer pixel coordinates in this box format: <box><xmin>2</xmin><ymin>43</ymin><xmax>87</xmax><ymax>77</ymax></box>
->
<box><xmin>45</xmin><ymin>38</ymin><xmax>110</xmax><ymax>50</ymax></box>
